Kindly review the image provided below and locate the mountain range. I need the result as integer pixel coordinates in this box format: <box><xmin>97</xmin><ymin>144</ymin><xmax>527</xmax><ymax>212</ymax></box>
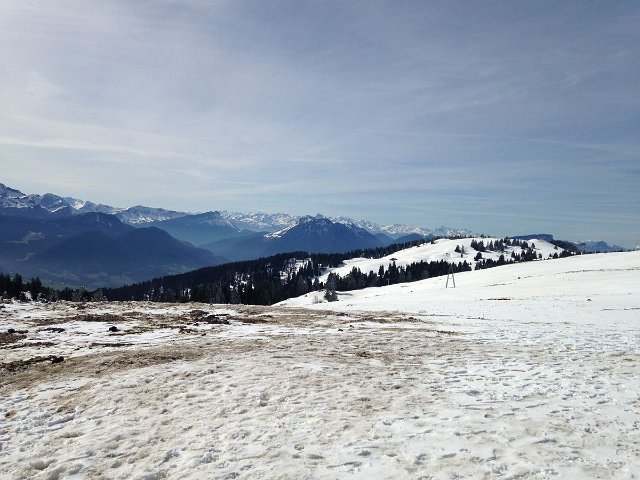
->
<box><xmin>0</xmin><ymin>183</ymin><xmax>476</xmax><ymax>238</ymax></box>
<box><xmin>1</xmin><ymin>183</ymin><xmax>439</xmax><ymax>287</ymax></box>
<box><xmin>0</xmin><ymin>182</ymin><xmax>627</xmax><ymax>288</ymax></box>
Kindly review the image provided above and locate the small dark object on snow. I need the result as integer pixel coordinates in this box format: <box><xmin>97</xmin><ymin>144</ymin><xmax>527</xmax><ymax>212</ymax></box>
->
<box><xmin>587</xmin><ymin>298</ymin><xmax>592</xmax><ymax>301</ymax></box>
<box><xmin>39</xmin><ymin>327</ymin><xmax>65</xmax><ymax>333</ymax></box>
<box><xmin>338</xmin><ymin>328</ymin><xmax>343</xmax><ymax>332</ymax></box>
<box><xmin>203</xmin><ymin>314</ymin><xmax>230</xmax><ymax>325</ymax></box>
<box><xmin>50</xmin><ymin>356</ymin><xmax>64</xmax><ymax>364</ymax></box>
<box><xmin>7</xmin><ymin>328</ymin><xmax>28</xmax><ymax>334</ymax></box>
<box><xmin>108</xmin><ymin>326</ymin><xmax>119</xmax><ymax>332</ymax></box>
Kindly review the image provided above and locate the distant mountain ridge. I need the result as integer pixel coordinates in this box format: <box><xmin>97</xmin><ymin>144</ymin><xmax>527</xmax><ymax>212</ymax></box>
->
<box><xmin>1</xmin><ymin>181</ymin><xmax>628</xmax><ymax>288</ymax></box>
<box><xmin>202</xmin><ymin>216</ymin><xmax>384</xmax><ymax>261</ymax></box>
<box><xmin>220</xmin><ymin>211</ymin><xmax>298</xmax><ymax>232</ymax></box>
<box><xmin>148</xmin><ymin>211</ymin><xmax>242</xmax><ymax>246</ymax></box>
<box><xmin>268</xmin><ymin>216</ymin><xmax>383</xmax><ymax>252</ymax></box>
<box><xmin>115</xmin><ymin>206</ymin><xmax>189</xmax><ymax>224</ymax></box>
<box><xmin>575</xmin><ymin>240</ymin><xmax>627</xmax><ymax>253</ymax></box>
<box><xmin>222</xmin><ymin>210</ymin><xmax>477</xmax><ymax>239</ymax></box>
<box><xmin>329</xmin><ymin>216</ymin><xmax>477</xmax><ymax>239</ymax></box>
<box><xmin>512</xmin><ymin>233</ymin><xmax>626</xmax><ymax>254</ymax></box>
<box><xmin>0</xmin><ymin>183</ymin><xmax>188</xmax><ymax>224</ymax></box>
<box><xmin>0</xmin><ymin>182</ymin><xmax>476</xmax><ymax>239</ymax></box>
<box><xmin>0</xmin><ymin>211</ymin><xmax>225</xmax><ymax>288</ymax></box>
<box><xmin>513</xmin><ymin>234</ymin><xmax>556</xmax><ymax>243</ymax></box>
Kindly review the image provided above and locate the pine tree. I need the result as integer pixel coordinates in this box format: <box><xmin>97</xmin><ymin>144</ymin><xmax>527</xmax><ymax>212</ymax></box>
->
<box><xmin>324</xmin><ymin>274</ymin><xmax>338</xmax><ymax>302</ymax></box>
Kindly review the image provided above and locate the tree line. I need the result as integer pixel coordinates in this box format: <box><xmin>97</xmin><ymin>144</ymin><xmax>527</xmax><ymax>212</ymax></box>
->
<box><xmin>1</xmin><ymin>236</ymin><xmax>575</xmax><ymax>305</ymax></box>
<box><xmin>0</xmin><ymin>273</ymin><xmax>109</xmax><ymax>302</ymax></box>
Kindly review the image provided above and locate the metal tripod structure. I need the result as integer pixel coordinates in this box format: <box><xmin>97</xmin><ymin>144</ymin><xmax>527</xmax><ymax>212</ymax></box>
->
<box><xmin>445</xmin><ymin>263</ymin><xmax>456</xmax><ymax>288</ymax></box>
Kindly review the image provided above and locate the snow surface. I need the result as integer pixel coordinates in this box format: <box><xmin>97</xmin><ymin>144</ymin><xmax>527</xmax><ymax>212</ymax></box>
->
<box><xmin>1</xmin><ymin>252</ymin><xmax>639</xmax><ymax>479</ymax></box>
<box><xmin>317</xmin><ymin>237</ymin><xmax>561</xmax><ymax>282</ymax></box>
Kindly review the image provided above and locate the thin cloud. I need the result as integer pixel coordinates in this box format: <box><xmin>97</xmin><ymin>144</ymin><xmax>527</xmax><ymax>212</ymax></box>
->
<box><xmin>0</xmin><ymin>1</ymin><xmax>638</xmax><ymax>246</ymax></box>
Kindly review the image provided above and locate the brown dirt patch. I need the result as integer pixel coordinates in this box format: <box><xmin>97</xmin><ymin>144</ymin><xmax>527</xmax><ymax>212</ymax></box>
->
<box><xmin>0</xmin><ymin>345</ymin><xmax>210</xmax><ymax>395</ymax></box>
<box><xmin>0</xmin><ymin>332</ymin><xmax>26</xmax><ymax>345</ymax></box>
<box><xmin>70</xmin><ymin>313</ymin><xmax>130</xmax><ymax>323</ymax></box>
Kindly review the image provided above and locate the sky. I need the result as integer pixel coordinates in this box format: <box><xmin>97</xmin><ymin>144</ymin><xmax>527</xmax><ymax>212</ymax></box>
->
<box><xmin>0</xmin><ymin>1</ymin><xmax>638</xmax><ymax>247</ymax></box>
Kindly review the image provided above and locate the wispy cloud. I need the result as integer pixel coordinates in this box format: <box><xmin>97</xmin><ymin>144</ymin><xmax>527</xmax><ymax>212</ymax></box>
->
<box><xmin>0</xmin><ymin>0</ymin><xmax>638</xmax><ymax>246</ymax></box>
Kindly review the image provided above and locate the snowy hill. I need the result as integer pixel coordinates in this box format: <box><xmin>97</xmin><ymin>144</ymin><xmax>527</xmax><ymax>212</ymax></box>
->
<box><xmin>313</xmin><ymin>236</ymin><xmax>560</xmax><ymax>282</ymax></box>
<box><xmin>279</xmin><ymin>250</ymin><xmax>640</xmax><ymax>318</ymax></box>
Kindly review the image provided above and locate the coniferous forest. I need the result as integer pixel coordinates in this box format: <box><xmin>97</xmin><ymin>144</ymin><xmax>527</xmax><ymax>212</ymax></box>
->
<box><xmin>102</xmin><ymin>237</ymin><xmax>565</xmax><ymax>305</ymax></box>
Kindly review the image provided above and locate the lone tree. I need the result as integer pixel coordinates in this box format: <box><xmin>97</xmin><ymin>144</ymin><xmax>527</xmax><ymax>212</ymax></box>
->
<box><xmin>324</xmin><ymin>273</ymin><xmax>339</xmax><ymax>302</ymax></box>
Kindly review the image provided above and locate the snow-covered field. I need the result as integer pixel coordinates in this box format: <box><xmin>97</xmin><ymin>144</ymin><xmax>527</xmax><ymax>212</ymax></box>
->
<box><xmin>317</xmin><ymin>237</ymin><xmax>561</xmax><ymax>282</ymax></box>
<box><xmin>1</xmin><ymin>252</ymin><xmax>639</xmax><ymax>479</ymax></box>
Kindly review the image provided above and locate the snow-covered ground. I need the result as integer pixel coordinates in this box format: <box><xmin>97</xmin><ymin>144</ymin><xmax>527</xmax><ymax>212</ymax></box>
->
<box><xmin>1</xmin><ymin>252</ymin><xmax>639</xmax><ymax>479</ymax></box>
<box><xmin>317</xmin><ymin>237</ymin><xmax>561</xmax><ymax>282</ymax></box>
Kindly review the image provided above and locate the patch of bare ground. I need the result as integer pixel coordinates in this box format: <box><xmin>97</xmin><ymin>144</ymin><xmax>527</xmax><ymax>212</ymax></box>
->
<box><xmin>0</xmin><ymin>304</ymin><xmax>462</xmax><ymax>397</ymax></box>
<box><xmin>30</xmin><ymin>316</ymin><xmax>81</xmax><ymax>326</ymax></box>
<box><xmin>236</xmin><ymin>316</ymin><xmax>270</xmax><ymax>324</ymax></box>
<box><xmin>0</xmin><ymin>344</ymin><xmax>211</xmax><ymax>395</ymax></box>
<box><xmin>71</xmin><ymin>313</ymin><xmax>131</xmax><ymax>323</ymax></box>
<box><xmin>189</xmin><ymin>310</ymin><xmax>231</xmax><ymax>324</ymax></box>
<box><xmin>2</xmin><ymin>341</ymin><xmax>56</xmax><ymax>350</ymax></box>
<box><xmin>1</xmin><ymin>355</ymin><xmax>65</xmax><ymax>374</ymax></box>
<box><xmin>0</xmin><ymin>332</ymin><xmax>27</xmax><ymax>345</ymax></box>
<box><xmin>89</xmin><ymin>341</ymin><xmax>134</xmax><ymax>348</ymax></box>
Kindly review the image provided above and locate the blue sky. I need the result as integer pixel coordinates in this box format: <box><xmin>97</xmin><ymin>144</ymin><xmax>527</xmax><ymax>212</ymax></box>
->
<box><xmin>1</xmin><ymin>1</ymin><xmax>638</xmax><ymax>246</ymax></box>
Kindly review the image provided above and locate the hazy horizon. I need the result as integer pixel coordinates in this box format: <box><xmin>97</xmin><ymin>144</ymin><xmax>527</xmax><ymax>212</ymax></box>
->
<box><xmin>1</xmin><ymin>179</ymin><xmax>633</xmax><ymax>248</ymax></box>
<box><xmin>1</xmin><ymin>1</ymin><xmax>638</xmax><ymax>247</ymax></box>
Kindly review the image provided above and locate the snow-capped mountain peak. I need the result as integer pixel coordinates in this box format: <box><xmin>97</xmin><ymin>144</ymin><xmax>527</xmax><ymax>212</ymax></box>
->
<box><xmin>0</xmin><ymin>183</ymin><xmax>30</xmax><ymax>208</ymax></box>
<box><xmin>330</xmin><ymin>216</ymin><xmax>477</xmax><ymax>238</ymax></box>
<box><xmin>62</xmin><ymin>197</ymin><xmax>122</xmax><ymax>215</ymax></box>
<box><xmin>221</xmin><ymin>211</ymin><xmax>298</xmax><ymax>232</ymax></box>
<box><xmin>263</xmin><ymin>216</ymin><xmax>382</xmax><ymax>251</ymax></box>
<box><xmin>114</xmin><ymin>205</ymin><xmax>189</xmax><ymax>224</ymax></box>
